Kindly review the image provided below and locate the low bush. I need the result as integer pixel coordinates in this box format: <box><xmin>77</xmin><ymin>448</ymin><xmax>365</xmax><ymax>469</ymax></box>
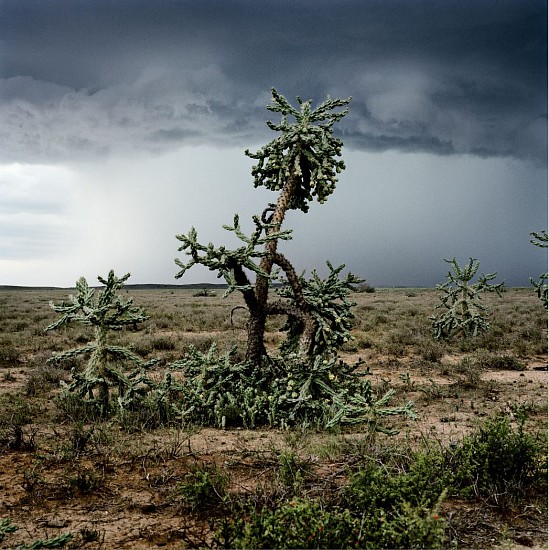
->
<box><xmin>276</xmin><ymin>450</ymin><xmax>311</xmax><ymax>493</ymax></box>
<box><xmin>0</xmin><ymin>341</ymin><xmax>19</xmax><ymax>367</ymax></box>
<box><xmin>178</xmin><ymin>463</ymin><xmax>228</xmax><ymax>511</ymax></box>
<box><xmin>0</xmin><ymin>394</ymin><xmax>38</xmax><ymax>451</ymax></box>
<box><xmin>446</xmin><ymin>414</ymin><xmax>547</xmax><ymax>505</ymax></box>
<box><xmin>343</xmin><ymin>454</ymin><xmax>447</xmax><ymax>549</ymax></box>
<box><xmin>473</xmin><ymin>351</ymin><xmax>526</xmax><ymax>371</ymax></box>
<box><xmin>218</xmin><ymin>463</ymin><xmax>447</xmax><ymax>550</ymax></box>
<box><xmin>25</xmin><ymin>364</ymin><xmax>68</xmax><ymax>396</ymax></box>
<box><xmin>216</xmin><ymin>414</ymin><xmax>546</xmax><ymax>548</ymax></box>
<box><xmin>216</xmin><ymin>499</ymin><xmax>365</xmax><ymax>549</ymax></box>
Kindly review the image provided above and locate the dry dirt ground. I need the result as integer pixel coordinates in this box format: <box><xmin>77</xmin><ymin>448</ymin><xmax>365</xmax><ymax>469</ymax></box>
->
<box><xmin>0</xmin><ymin>288</ymin><xmax>547</xmax><ymax>548</ymax></box>
<box><xmin>1</xmin><ymin>356</ymin><xmax>546</xmax><ymax>549</ymax></box>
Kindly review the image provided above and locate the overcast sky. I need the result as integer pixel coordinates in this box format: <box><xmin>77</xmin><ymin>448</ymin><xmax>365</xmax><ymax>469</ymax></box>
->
<box><xmin>0</xmin><ymin>0</ymin><xmax>547</xmax><ymax>288</ymax></box>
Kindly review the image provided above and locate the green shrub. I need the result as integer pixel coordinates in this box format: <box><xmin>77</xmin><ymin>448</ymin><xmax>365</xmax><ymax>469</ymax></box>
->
<box><xmin>346</xmin><ymin>453</ymin><xmax>446</xmax><ymax>508</ymax></box>
<box><xmin>447</xmin><ymin>414</ymin><xmax>547</xmax><ymax>504</ymax></box>
<box><xmin>68</xmin><ymin>467</ymin><xmax>101</xmax><ymax>495</ymax></box>
<box><xmin>343</xmin><ymin>454</ymin><xmax>447</xmax><ymax>548</ymax></box>
<box><xmin>0</xmin><ymin>394</ymin><xmax>37</xmax><ymax>451</ymax></box>
<box><xmin>277</xmin><ymin>450</ymin><xmax>310</xmax><ymax>493</ymax></box>
<box><xmin>54</xmin><ymin>391</ymin><xmax>104</xmax><ymax>423</ymax></box>
<box><xmin>473</xmin><ymin>351</ymin><xmax>526</xmax><ymax>371</ymax></box>
<box><xmin>218</xmin><ymin>449</ymin><xmax>448</xmax><ymax>549</ymax></box>
<box><xmin>419</xmin><ymin>340</ymin><xmax>445</xmax><ymax>363</ymax></box>
<box><xmin>178</xmin><ymin>463</ymin><xmax>228</xmax><ymax>511</ymax></box>
<box><xmin>25</xmin><ymin>365</ymin><xmax>68</xmax><ymax>396</ymax></box>
<box><xmin>0</xmin><ymin>341</ymin><xmax>19</xmax><ymax>367</ymax></box>
<box><xmin>356</xmin><ymin>282</ymin><xmax>376</xmax><ymax>293</ymax></box>
<box><xmin>216</xmin><ymin>499</ymin><xmax>364</xmax><ymax>549</ymax></box>
<box><xmin>217</xmin><ymin>491</ymin><xmax>446</xmax><ymax>550</ymax></box>
<box><xmin>453</xmin><ymin>356</ymin><xmax>481</xmax><ymax>386</ymax></box>
<box><xmin>117</xmin><ymin>380</ymin><xmax>183</xmax><ymax>431</ymax></box>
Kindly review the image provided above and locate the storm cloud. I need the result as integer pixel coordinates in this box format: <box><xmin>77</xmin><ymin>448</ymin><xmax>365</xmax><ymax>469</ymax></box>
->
<box><xmin>1</xmin><ymin>0</ymin><xmax>546</xmax><ymax>164</ymax></box>
<box><xmin>0</xmin><ymin>0</ymin><xmax>546</xmax><ymax>287</ymax></box>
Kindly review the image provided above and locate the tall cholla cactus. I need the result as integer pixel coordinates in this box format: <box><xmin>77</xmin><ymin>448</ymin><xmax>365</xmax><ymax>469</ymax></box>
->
<box><xmin>430</xmin><ymin>258</ymin><xmax>504</xmax><ymax>339</ymax></box>
<box><xmin>46</xmin><ymin>270</ymin><xmax>156</xmax><ymax>416</ymax></box>
<box><xmin>529</xmin><ymin>230</ymin><xmax>548</xmax><ymax>309</ymax></box>
<box><xmin>175</xmin><ymin>89</ymin><xmax>352</xmax><ymax>367</ymax></box>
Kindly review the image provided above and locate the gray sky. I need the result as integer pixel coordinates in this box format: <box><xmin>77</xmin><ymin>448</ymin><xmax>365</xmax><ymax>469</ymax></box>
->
<box><xmin>0</xmin><ymin>0</ymin><xmax>546</xmax><ymax>287</ymax></box>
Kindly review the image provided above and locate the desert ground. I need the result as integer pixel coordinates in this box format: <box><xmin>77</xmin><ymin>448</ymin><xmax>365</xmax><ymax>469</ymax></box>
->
<box><xmin>0</xmin><ymin>286</ymin><xmax>546</xmax><ymax>548</ymax></box>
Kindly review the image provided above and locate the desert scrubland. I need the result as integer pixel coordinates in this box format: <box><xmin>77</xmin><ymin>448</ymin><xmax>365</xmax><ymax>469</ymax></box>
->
<box><xmin>0</xmin><ymin>286</ymin><xmax>546</xmax><ymax>548</ymax></box>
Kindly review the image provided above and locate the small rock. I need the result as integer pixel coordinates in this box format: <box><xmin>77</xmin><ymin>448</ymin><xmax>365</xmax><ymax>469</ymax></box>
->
<box><xmin>41</xmin><ymin>518</ymin><xmax>68</xmax><ymax>528</ymax></box>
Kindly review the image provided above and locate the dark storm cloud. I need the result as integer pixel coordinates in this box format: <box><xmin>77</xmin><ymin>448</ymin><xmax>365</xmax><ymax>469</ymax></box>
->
<box><xmin>0</xmin><ymin>0</ymin><xmax>546</xmax><ymax>163</ymax></box>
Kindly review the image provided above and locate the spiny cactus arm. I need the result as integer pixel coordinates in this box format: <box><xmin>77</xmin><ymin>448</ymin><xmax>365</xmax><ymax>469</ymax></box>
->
<box><xmin>223</xmin><ymin>213</ymin><xmax>293</xmax><ymax>248</ymax></box>
<box><xmin>0</xmin><ymin>518</ymin><xmax>17</xmax><ymax>541</ymax></box>
<box><xmin>265</xmin><ymin>88</ymin><xmax>351</xmax><ymax>129</ymax></box>
<box><xmin>463</xmin><ymin>257</ymin><xmax>480</xmax><ymax>280</ymax></box>
<box><xmin>175</xmin><ymin>219</ymin><xmax>292</xmax><ymax>296</ymax></box>
<box><xmin>529</xmin><ymin>230</ymin><xmax>548</xmax><ymax>308</ymax></box>
<box><xmin>46</xmin><ymin>345</ymin><xmax>96</xmax><ymax>364</ymax></box>
<box><xmin>444</xmin><ymin>257</ymin><xmax>478</xmax><ymax>283</ymax></box>
<box><xmin>175</xmin><ymin>228</ymin><xmax>259</xmax><ymax>281</ymax></box>
<box><xmin>327</xmin><ymin>389</ymin><xmax>416</xmax><ymax>430</ymax></box>
<box><xmin>271</xmin><ymin>251</ymin><xmax>309</xmax><ymax>309</ymax></box>
<box><xmin>96</xmin><ymin>270</ymin><xmax>130</xmax><ymax>312</ymax></box>
<box><xmin>75</xmin><ymin>276</ymin><xmax>95</xmax><ymax>306</ymax></box>
<box><xmin>105</xmin><ymin>345</ymin><xmax>149</xmax><ymax>366</ymax></box>
<box><xmin>429</xmin><ymin>315</ymin><xmax>447</xmax><ymax>339</ymax></box>
<box><xmin>530</xmin><ymin>230</ymin><xmax>548</xmax><ymax>248</ymax></box>
<box><xmin>101</xmin><ymin>295</ymin><xmax>149</xmax><ymax>329</ymax></box>
<box><xmin>475</xmin><ymin>272</ymin><xmax>505</xmax><ymax>295</ymax></box>
<box><xmin>97</xmin><ymin>270</ymin><xmax>129</xmax><ymax>297</ymax></box>
<box><xmin>127</xmin><ymin>359</ymin><xmax>160</xmax><ymax>380</ymax></box>
<box><xmin>45</xmin><ymin>309</ymin><xmax>81</xmax><ymax>331</ymax></box>
<box><xmin>95</xmin><ymin>272</ymin><xmax>145</xmax><ymax>327</ymax></box>
<box><xmin>103</xmin><ymin>363</ymin><xmax>131</xmax><ymax>390</ymax></box>
<box><xmin>265</xmin><ymin>299</ymin><xmax>310</xmax><ymax>323</ymax></box>
<box><xmin>69</xmin><ymin>362</ymin><xmax>128</xmax><ymax>394</ymax></box>
<box><xmin>278</xmin><ymin>262</ymin><xmax>362</xmax><ymax>354</ymax></box>
<box><xmin>126</xmin><ymin>363</ymin><xmax>160</xmax><ymax>390</ymax></box>
<box><xmin>530</xmin><ymin>274</ymin><xmax>548</xmax><ymax>308</ymax></box>
<box><xmin>62</xmin><ymin>372</ymin><xmax>99</xmax><ymax>397</ymax></box>
<box><xmin>307</xmin><ymin>262</ymin><xmax>363</xmax><ymax>306</ymax></box>
<box><xmin>46</xmin><ymin>277</ymin><xmax>97</xmax><ymax>330</ymax></box>
<box><xmin>433</xmin><ymin>281</ymin><xmax>455</xmax><ymax>310</ymax></box>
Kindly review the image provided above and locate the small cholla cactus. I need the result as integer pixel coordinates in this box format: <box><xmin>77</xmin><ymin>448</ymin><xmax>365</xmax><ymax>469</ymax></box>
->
<box><xmin>430</xmin><ymin>258</ymin><xmax>504</xmax><ymax>340</ymax></box>
<box><xmin>46</xmin><ymin>270</ymin><xmax>156</xmax><ymax>416</ymax></box>
<box><xmin>529</xmin><ymin>230</ymin><xmax>547</xmax><ymax>309</ymax></box>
